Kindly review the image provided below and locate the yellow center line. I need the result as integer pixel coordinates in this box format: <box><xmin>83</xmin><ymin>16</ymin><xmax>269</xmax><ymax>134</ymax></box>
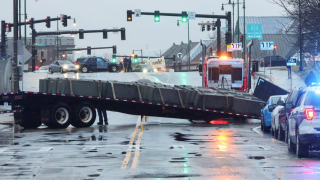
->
<box><xmin>131</xmin><ymin>116</ymin><xmax>145</xmax><ymax>168</ymax></box>
<box><xmin>121</xmin><ymin>116</ymin><xmax>141</xmax><ymax>169</ymax></box>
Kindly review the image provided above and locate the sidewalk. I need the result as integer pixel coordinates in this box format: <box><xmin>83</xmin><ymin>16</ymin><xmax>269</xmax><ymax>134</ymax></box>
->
<box><xmin>252</xmin><ymin>67</ymin><xmax>306</xmax><ymax>92</ymax></box>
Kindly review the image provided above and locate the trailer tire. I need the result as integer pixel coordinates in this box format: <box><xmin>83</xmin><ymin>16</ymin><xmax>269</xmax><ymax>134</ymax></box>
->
<box><xmin>49</xmin><ymin>103</ymin><xmax>72</xmax><ymax>128</ymax></box>
<box><xmin>16</xmin><ymin>108</ymin><xmax>42</xmax><ymax>129</ymax></box>
<box><xmin>71</xmin><ymin>102</ymin><xmax>96</xmax><ymax>128</ymax></box>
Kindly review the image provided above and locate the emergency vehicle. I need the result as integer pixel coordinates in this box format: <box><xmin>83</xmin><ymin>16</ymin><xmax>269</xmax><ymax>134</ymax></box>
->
<box><xmin>199</xmin><ymin>56</ymin><xmax>247</xmax><ymax>90</ymax></box>
<box><xmin>147</xmin><ymin>56</ymin><xmax>166</xmax><ymax>72</ymax></box>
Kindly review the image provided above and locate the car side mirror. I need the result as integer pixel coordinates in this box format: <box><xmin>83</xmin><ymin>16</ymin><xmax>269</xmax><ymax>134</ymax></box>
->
<box><xmin>277</xmin><ymin>100</ymin><xmax>284</xmax><ymax>106</ymax></box>
<box><xmin>198</xmin><ymin>64</ymin><xmax>203</xmax><ymax>73</ymax></box>
<box><xmin>268</xmin><ymin>105</ymin><xmax>275</xmax><ymax>112</ymax></box>
<box><xmin>285</xmin><ymin>102</ymin><xmax>293</xmax><ymax>111</ymax></box>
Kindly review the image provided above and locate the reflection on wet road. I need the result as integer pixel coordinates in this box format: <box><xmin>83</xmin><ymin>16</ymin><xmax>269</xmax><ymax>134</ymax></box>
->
<box><xmin>1</xmin><ymin>72</ymin><xmax>320</xmax><ymax>179</ymax></box>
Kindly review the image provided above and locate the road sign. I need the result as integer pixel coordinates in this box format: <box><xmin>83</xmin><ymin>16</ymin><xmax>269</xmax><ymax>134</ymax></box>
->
<box><xmin>287</xmin><ymin>58</ymin><xmax>297</xmax><ymax>66</ymax></box>
<box><xmin>221</xmin><ymin>27</ymin><xmax>228</xmax><ymax>30</ymax></box>
<box><xmin>247</xmin><ymin>24</ymin><xmax>262</xmax><ymax>40</ymax></box>
<box><xmin>35</xmin><ymin>43</ymin><xmax>45</xmax><ymax>46</ymax></box>
<box><xmin>230</xmin><ymin>43</ymin><xmax>242</xmax><ymax>51</ymax></box>
<box><xmin>188</xmin><ymin>11</ymin><xmax>196</xmax><ymax>20</ymax></box>
<box><xmin>134</xmin><ymin>9</ymin><xmax>141</xmax><ymax>17</ymax></box>
<box><xmin>260</xmin><ymin>41</ymin><xmax>274</xmax><ymax>50</ymax></box>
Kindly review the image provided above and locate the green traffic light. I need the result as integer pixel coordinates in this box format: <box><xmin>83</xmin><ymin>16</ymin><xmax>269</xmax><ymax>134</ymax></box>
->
<box><xmin>181</xmin><ymin>11</ymin><xmax>188</xmax><ymax>23</ymax></box>
<box><xmin>154</xmin><ymin>10</ymin><xmax>160</xmax><ymax>22</ymax></box>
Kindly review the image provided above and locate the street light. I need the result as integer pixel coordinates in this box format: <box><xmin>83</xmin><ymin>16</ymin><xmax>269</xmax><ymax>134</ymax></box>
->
<box><xmin>62</xmin><ymin>54</ymin><xmax>65</xmax><ymax>57</ymax></box>
<box><xmin>131</xmin><ymin>51</ymin><xmax>135</xmax><ymax>57</ymax></box>
<box><xmin>73</xmin><ymin>18</ymin><xmax>76</xmax><ymax>26</ymax></box>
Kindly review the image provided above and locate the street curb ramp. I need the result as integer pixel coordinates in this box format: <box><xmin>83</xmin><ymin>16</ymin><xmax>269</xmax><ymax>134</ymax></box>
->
<box><xmin>253</xmin><ymin>77</ymin><xmax>288</xmax><ymax>102</ymax></box>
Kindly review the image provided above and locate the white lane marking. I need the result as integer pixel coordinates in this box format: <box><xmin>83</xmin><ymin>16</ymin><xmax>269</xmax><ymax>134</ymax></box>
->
<box><xmin>0</xmin><ymin>148</ymin><xmax>8</xmax><ymax>153</ymax></box>
<box><xmin>252</xmin><ymin>126</ymin><xmax>262</xmax><ymax>134</ymax></box>
<box><xmin>82</xmin><ymin>146</ymin><xmax>96</xmax><ymax>151</ymax></box>
<box><xmin>37</xmin><ymin>147</ymin><xmax>53</xmax><ymax>152</ymax></box>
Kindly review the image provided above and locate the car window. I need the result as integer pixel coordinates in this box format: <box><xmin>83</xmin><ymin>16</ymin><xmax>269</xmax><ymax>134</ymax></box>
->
<box><xmin>59</xmin><ymin>61</ymin><xmax>72</xmax><ymax>64</ymax></box>
<box><xmin>296</xmin><ymin>93</ymin><xmax>305</xmax><ymax>107</ymax></box>
<box><xmin>52</xmin><ymin>61</ymin><xmax>56</xmax><ymax>64</ymax></box>
<box><xmin>87</xmin><ymin>58</ymin><xmax>96</xmax><ymax>63</ymax></box>
<box><xmin>135</xmin><ymin>65</ymin><xmax>140</xmax><ymax>68</ymax></box>
<box><xmin>76</xmin><ymin>58</ymin><xmax>86</xmax><ymax>62</ymax></box>
<box><xmin>56</xmin><ymin>61</ymin><xmax>59</xmax><ymax>65</ymax></box>
<box><xmin>271</xmin><ymin>97</ymin><xmax>280</xmax><ymax>105</ymax></box>
<box><xmin>97</xmin><ymin>58</ymin><xmax>103</xmax><ymax>62</ymax></box>
<box><xmin>304</xmin><ymin>91</ymin><xmax>320</xmax><ymax>107</ymax></box>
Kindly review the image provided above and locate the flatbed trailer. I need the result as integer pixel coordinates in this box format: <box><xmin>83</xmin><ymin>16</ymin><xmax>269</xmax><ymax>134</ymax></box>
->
<box><xmin>0</xmin><ymin>91</ymin><xmax>261</xmax><ymax>129</ymax></box>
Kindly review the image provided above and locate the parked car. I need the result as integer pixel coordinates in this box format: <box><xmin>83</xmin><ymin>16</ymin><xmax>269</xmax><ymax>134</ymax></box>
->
<box><xmin>133</xmin><ymin>64</ymin><xmax>156</xmax><ymax>73</ymax></box>
<box><xmin>75</xmin><ymin>57</ymin><xmax>120</xmax><ymax>73</ymax></box>
<box><xmin>279</xmin><ymin>88</ymin><xmax>304</xmax><ymax>143</ymax></box>
<box><xmin>261</xmin><ymin>95</ymin><xmax>284</xmax><ymax>132</ymax></box>
<box><xmin>270</xmin><ymin>95</ymin><xmax>288</xmax><ymax>140</ymax></box>
<box><xmin>287</xmin><ymin>86</ymin><xmax>320</xmax><ymax>157</ymax></box>
<box><xmin>34</xmin><ymin>66</ymin><xmax>49</xmax><ymax>73</ymax></box>
<box><xmin>49</xmin><ymin>60</ymin><xmax>79</xmax><ymax>74</ymax></box>
<box><xmin>260</xmin><ymin>56</ymin><xmax>287</xmax><ymax>67</ymax></box>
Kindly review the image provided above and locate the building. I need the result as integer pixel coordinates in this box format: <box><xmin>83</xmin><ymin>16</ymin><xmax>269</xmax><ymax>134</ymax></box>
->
<box><xmin>6</xmin><ymin>35</ymin><xmax>76</xmax><ymax>66</ymax></box>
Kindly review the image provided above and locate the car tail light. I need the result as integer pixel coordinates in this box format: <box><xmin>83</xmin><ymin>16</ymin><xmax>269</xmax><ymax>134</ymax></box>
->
<box><xmin>290</xmin><ymin>109</ymin><xmax>294</xmax><ymax>113</ymax></box>
<box><xmin>35</xmin><ymin>65</ymin><xmax>39</xmax><ymax>70</ymax></box>
<box><xmin>74</xmin><ymin>62</ymin><xmax>78</xmax><ymax>65</ymax></box>
<box><xmin>304</xmin><ymin>108</ymin><xmax>314</xmax><ymax>120</ymax></box>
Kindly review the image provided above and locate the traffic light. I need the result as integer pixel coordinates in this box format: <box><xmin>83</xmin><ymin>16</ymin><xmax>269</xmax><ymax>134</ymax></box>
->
<box><xmin>79</xmin><ymin>29</ymin><xmax>84</xmax><ymax>39</ymax></box>
<box><xmin>207</xmin><ymin>25</ymin><xmax>211</xmax><ymax>31</ymax></box>
<box><xmin>112</xmin><ymin>55</ymin><xmax>116</xmax><ymax>63</ymax></box>
<box><xmin>225</xmin><ymin>32</ymin><xmax>231</xmax><ymax>45</ymax></box>
<box><xmin>212</xmin><ymin>26</ymin><xmax>216</xmax><ymax>31</ymax></box>
<box><xmin>154</xmin><ymin>11</ymin><xmax>160</xmax><ymax>22</ymax></box>
<box><xmin>41</xmin><ymin>51</ymin><xmax>44</xmax><ymax>58</ymax></box>
<box><xmin>5</xmin><ymin>23</ymin><xmax>11</xmax><ymax>32</ymax></box>
<box><xmin>113</xmin><ymin>46</ymin><xmax>117</xmax><ymax>54</ymax></box>
<box><xmin>33</xmin><ymin>49</ymin><xmax>38</xmax><ymax>58</ymax></box>
<box><xmin>127</xmin><ymin>10</ymin><xmax>132</xmax><ymax>21</ymax></box>
<box><xmin>121</xmin><ymin>28</ymin><xmax>126</xmax><ymax>40</ymax></box>
<box><xmin>201</xmin><ymin>25</ymin><xmax>205</xmax><ymax>32</ymax></box>
<box><xmin>62</xmin><ymin>15</ymin><xmax>67</xmax><ymax>27</ymax></box>
<box><xmin>181</xmin><ymin>11</ymin><xmax>188</xmax><ymax>23</ymax></box>
<box><xmin>29</xmin><ymin>18</ymin><xmax>34</xmax><ymax>29</ymax></box>
<box><xmin>46</xmin><ymin>16</ymin><xmax>51</xmax><ymax>28</ymax></box>
<box><xmin>103</xmin><ymin>29</ymin><xmax>107</xmax><ymax>39</ymax></box>
<box><xmin>240</xmin><ymin>35</ymin><xmax>243</xmax><ymax>43</ymax></box>
<box><xmin>134</xmin><ymin>55</ymin><xmax>138</xmax><ymax>63</ymax></box>
<box><xmin>87</xmin><ymin>46</ymin><xmax>91</xmax><ymax>55</ymax></box>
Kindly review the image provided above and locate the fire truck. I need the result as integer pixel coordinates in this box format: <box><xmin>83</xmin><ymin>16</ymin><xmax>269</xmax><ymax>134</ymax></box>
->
<box><xmin>199</xmin><ymin>56</ymin><xmax>248</xmax><ymax>91</ymax></box>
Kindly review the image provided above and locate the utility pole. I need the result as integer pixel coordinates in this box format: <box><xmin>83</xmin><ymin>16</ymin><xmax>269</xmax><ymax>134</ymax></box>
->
<box><xmin>188</xmin><ymin>19</ymin><xmax>190</xmax><ymax>71</ymax></box>
<box><xmin>299</xmin><ymin>0</ymin><xmax>303</xmax><ymax>71</ymax></box>
<box><xmin>24</xmin><ymin>0</ymin><xmax>26</xmax><ymax>46</ymax></box>
<box><xmin>243</xmin><ymin>0</ymin><xmax>246</xmax><ymax>62</ymax></box>
<box><xmin>13</xmin><ymin>0</ymin><xmax>19</xmax><ymax>91</ymax></box>
<box><xmin>56</xmin><ymin>16</ymin><xmax>59</xmax><ymax>60</ymax></box>
<box><xmin>237</xmin><ymin>0</ymin><xmax>240</xmax><ymax>58</ymax></box>
<box><xmin>216</xmin><ymin>19</ymin><xmax>221</xmax><ymax>57</ymax></box>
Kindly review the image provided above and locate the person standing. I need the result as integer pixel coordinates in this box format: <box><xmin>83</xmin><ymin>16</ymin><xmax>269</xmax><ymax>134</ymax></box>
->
<box><xmin>305</xmin><ymin>71</ymin><xmax>318</xmax><ymax>87</ymax></box>
<box><xmin>123</xmin><ymin>56</ymin><xmax>128</xmax><ymax>72</ymax></box>
<box><xmin>127</xmin><ymin>57</ymin><xmax>132</xmax><ymax>72</ymax></box>
<box><xmin>97</xmin><ymin>108</ymin><xmax>108</xmax><ymax>125</ymax></box>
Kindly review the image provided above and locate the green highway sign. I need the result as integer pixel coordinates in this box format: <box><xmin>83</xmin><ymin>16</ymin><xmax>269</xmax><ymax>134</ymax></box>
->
<box><xmin>35</xmin><ymin>43</ymin><xmax>46</xmax><ymax>46</ymax></box>
<box><xmin>247</xmin><ymin>24</ymin><xmax>262</xmax><ymax>40</ymax></box>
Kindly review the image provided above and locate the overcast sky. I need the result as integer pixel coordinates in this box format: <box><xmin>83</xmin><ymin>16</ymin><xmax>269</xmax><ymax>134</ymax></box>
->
<box><xmin>2</xmin><ymin>0</ymin><xmax>285</xmax><ymax>59</ymax></box>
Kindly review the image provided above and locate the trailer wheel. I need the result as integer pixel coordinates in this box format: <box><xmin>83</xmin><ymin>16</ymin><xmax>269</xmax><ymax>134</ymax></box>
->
<box><xmin>49</xmin><ymin>103</ymin><xmax>72</xmax><ymax>128</ymax></box>
<box><xmin>15</xmin><ymin>108</ymin><xmax>42</xmax><ymax>129</ymax></box>
<box><xmin>71</xmin><ymin>102</ymin><xmax>96</xmax><ymax>128</ymax></box>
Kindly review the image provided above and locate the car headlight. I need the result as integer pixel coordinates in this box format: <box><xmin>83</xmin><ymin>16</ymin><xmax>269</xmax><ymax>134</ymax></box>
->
<box><xmin>63</xmin><ymin>65</ymin><xmax>68</xmax><ymax>69</ymax></box>
<box><xmin>75</xmin><ymin>65</ymin><xmax>80</xmax><ymax>69</ymax></box>
<box><xmin>142</xmin><ymin>69</ymin><xmax>147</xmax><ymax>73</ymax></box>
<box><xmin>154</xmin><ymin>69</ymin><xmax>158</xmax><ymax>72</ymax></box>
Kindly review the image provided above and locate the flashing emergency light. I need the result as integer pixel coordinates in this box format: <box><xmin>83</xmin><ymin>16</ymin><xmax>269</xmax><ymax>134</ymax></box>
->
<box><xmin>220</xmin><ymin>56</ymin><xmax>228</xmax><ymax>60</ymax></box>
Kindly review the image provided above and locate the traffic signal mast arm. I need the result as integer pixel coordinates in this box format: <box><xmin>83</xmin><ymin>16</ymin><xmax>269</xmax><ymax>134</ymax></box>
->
<box><xmin>60</xmin><ymin>46</ymin><xmax>116</xmax><ymax>51</ymax></box>
<box><xmin>131</xmin><ymin>11</ymin><xmax>230</xmax><ymax>20</ymax></box>
<box><xmin>35</xmin><ymin>28</ymin><xmax>125</xmax><ymax>36</ymax></box>
<box><xmin>7</xmin><ymin>16</ymin><xmax>72</xmax><ymax>27</ymax></box>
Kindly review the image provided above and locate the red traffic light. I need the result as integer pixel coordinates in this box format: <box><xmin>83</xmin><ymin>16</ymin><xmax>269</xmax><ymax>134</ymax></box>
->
<box><xmin>6</xmin><ymin>24</ymin><xmax>8</xmax><ymax>28</ymax></box>
<box><xmin>45</xmin><ymin>18</ymin><xmax>48</xmax><ymax>21</ymax></box>
<box><xmin>62</xmin><ymin>16</ymin><xmax>65</xmax><ymax>20</ymax></box>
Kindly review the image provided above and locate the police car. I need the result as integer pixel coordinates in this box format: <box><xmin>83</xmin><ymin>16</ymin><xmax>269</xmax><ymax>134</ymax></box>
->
<box><xmin>287</xmin><ymin>85</ymin><xmax>320</xmax><ymax>158</ymax></box>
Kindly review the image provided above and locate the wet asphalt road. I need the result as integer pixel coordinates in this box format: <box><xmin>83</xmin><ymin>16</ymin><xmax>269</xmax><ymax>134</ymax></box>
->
<box><xmin>1</xmin><ymin>71</ymin><xmax>320</xmax><ymax>180</ymax></box>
